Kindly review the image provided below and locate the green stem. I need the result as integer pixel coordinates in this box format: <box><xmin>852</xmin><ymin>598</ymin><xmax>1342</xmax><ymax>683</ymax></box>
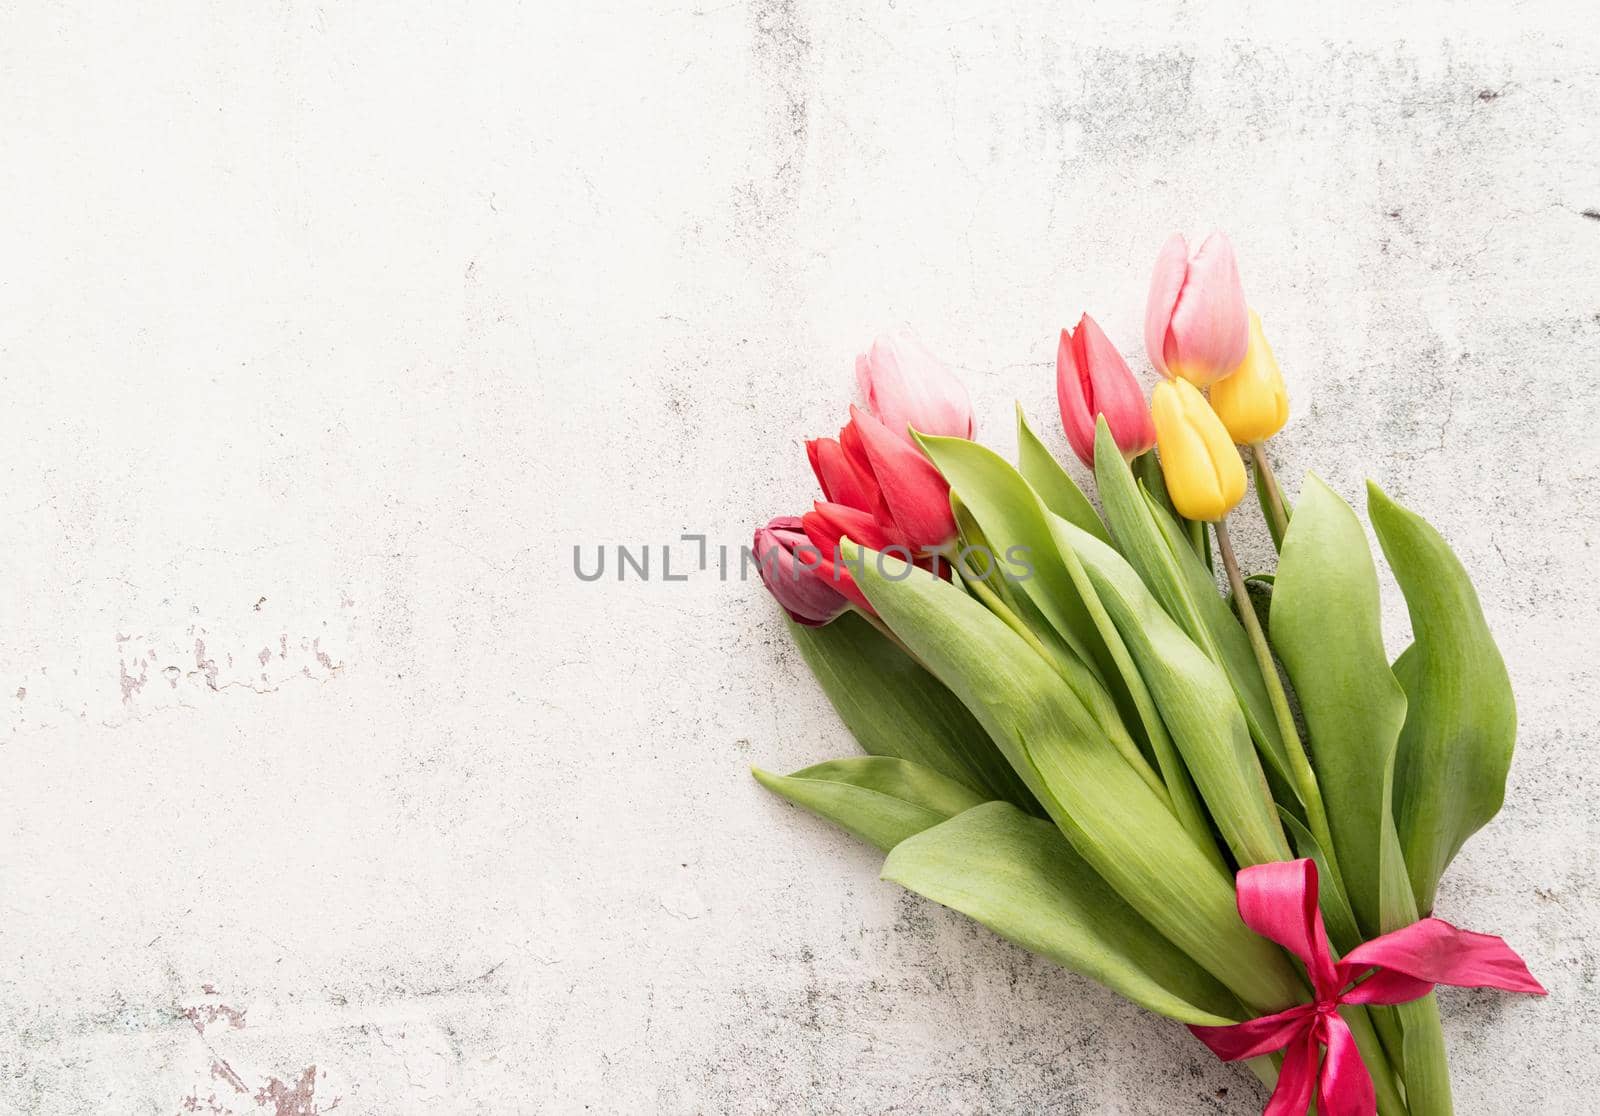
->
<box><xmin>1137</xmin><ymin>447</ymin><xmax>1212</xmax><ymax>571</ymax></box>
<box><xmin>1251</xmin><ymin>442</ymin><xmax>1291</xmax><ymax>543</ymax></box>
<box><xmin>1213</xmin><ymin>518</ymin><xmax>1347</xmax><ymax>894</ymax></box>
<box><xmin>1368</xmin><ymin>1006</ymin><xmax>1410</xmax><ymax>1091</ymax></box>
<box><xmin>1396</xmin><ymin>994</ymin><xmax>1454</xmax><ymax>1115</ymax></box>
<box><xmin>1186</xmin><ymin>516</ymin><xmax>1211</xmax><ymax>569</ymax></box>
<box><xmin>1343</xmin><ymin>1005</ymin><xmax>1413</xmax><ymax>1116</ymax></box>
<box><xmin>1135</xmin><ymin>450</ymin><xmax>1177</xmax><ymax>520</ymax></box>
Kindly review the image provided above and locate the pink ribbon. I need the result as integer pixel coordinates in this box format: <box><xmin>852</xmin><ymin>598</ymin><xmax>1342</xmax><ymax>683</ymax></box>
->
<box><xmin>1189</xmin><ymin>859</ymin><xmax>1545</xmax><ymax>1116</ymax></box>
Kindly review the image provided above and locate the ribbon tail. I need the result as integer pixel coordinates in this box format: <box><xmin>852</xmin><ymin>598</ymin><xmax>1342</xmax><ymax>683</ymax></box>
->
<box><xmin>1190</xmin><ymin>1007</ymin><xmax>1315</xmax><ymax>1063</ymax></box>
<box><xmin>1317</xmin><ymin>1013</ymin><xmax>1376</xmax><ymax>1116</ymax></box>
<box><xmin>1340</xmin><ymin>917</ymin><xmax>1546</xmax><ymax>996</ymax></box>
<box><xmin>1339</xmin><ymin>968</ymin><xmax>1436</xmax><ymax>1007</ymax></box>
<box><xmin>1262</xmin><ymin>1028</ymin><xmax>1319</xmax><ymax>1116</ymax></box>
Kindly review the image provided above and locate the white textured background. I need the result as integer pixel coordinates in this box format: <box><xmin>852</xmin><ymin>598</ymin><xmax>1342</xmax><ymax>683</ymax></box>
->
<box><xmin>2</xmin><ymin>1</ymin><xmax>1597</xmax><ymax>1113</ymax></box>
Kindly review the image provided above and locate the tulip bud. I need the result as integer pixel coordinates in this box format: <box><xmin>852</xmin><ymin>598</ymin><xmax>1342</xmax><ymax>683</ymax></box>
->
<box><xmin>1056</xmin><ymin>313</ymin><xmax>1157</xmax><ymax>468</ymax></box>
<box><xmin>753</xmin><ymin>516</ymin><xmax>852</xmax><ymax>625</ymax></box>
<box><xmin>1209</xmin><ymin>310</ymin><xmax>1289</xmax><ymax>444</ymax></box>
<box><xmin>845</xmin><ymin>405</ymin><xmax>958</xmax><ymax>552</ymax></box>
<box><xmin>856</xmin><ymin>330</ymin><xmax>974</xmax><ymax>443</ymax></box>
<box><xmin>1150</xmin><ymin>379</ymin><xmax>1247</xmax><ymax>522</ymax></box>
<box><xmin>1145</xmin><ymin>232</ymin><xmax>1250</xmax><ymax>386</ymax></box>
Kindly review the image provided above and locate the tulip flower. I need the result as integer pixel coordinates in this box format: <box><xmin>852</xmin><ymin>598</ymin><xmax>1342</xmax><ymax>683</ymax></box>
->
<box><xmin>1209</xmin><ymin>309</ymin><xmax>1289</xmax><ymax>445</ymax></box>
<box><xmin>1056</xmin><ymin>313</ymin><xmax>1157</xmax><ymax>468</ymax></box>
<box><xmin>1150</xmin><ymin>378</ymin><xmax>1247</xmax><ymax>522</ymax></box>
<box><xmin>845</xmin><ymin>405</ymin><xmax>958</xmax><ymax>552</ymax></box>
<box><xmin>1145</xmin><ymin>232</ymin><xmax>1249</xmax><ymax>386</ymax></box>
<box><xmin>753</xmin><ymin>516</ymin><xmax>853</xmax><ymax>624</ymax></box>
<box><xmin>856</xmin><ymin>330</ymin><xmax>974</xmax><ymax>443</ymax></box>
<box><xmin>803</xmin><ymin>407</ymin><xmax>959</xmax><ymax>557</ymax></box>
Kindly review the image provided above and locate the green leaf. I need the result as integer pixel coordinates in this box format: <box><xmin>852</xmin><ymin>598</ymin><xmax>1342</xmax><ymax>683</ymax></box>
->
<box><xmin>1395</xmin><ymin>995</ymin><xmax>1453</xmax><ymax>1116</ymax></box>
<box><xmin>1057</xmin><ymin>517</ymin><xmax>1292</xmax><ymax>870</ymax></box>
<box><xmin>883</xmin><ymin>801</ymin><xmax>1242</xmax><ymax>1026</ymax></box>
<box><xmin>917</xmin><ymin>434</ymin><xmax>1162</xmax><ymax>796</ymax></box>
<box><xmin>1368</xmin><ymin>482</ymin><xmax>1517</xmax><ymax>915</ymax></box>
<box><xmin>924</xmin><ymin>435</ymin><xmax>1217</xmax><ymax>861</ymax></box>
<box><xmin>1094</xmin><ymin>424</ymin><xmax>1297</xmax><ymax>796</ymax></box>
<box><xmin>1134</xmin><ymin>448</ymin><xmax>1178</xmax><ymax>525</ymax></box>
<box><xmin>789</xmin><ymin>611</ymin><xmax>1039</xmax><ymax>811</ymax></box>
<box><xmin>921</xmin><ymin>434</ymin><xmax>1112</xmax><ymax>683</ymax></box>
<box><xmin>754</xmin><ymin>756</ymin><xmax>989</xmax><ymax>852</ymax></box>
<box><xmin>847</xmin><ymin>540</ymin><xmax>1304</xmax><ymax>1013</ymax></box>
<box><xmin>1014</xmin><ymin>405</ymin><xmax>1111</xmax><ymax>545</ymax></box>
<box><xmin>1269</xmin><ymin>475</ymin><xmax>1410</xmax><ymax>937</ymax></box>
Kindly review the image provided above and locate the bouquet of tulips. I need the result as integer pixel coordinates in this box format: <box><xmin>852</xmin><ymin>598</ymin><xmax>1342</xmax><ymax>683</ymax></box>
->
<box><xmin>750</xmin><ymin>233</ymin><xmax>1544</xmax><ymax>1116</ymax></box>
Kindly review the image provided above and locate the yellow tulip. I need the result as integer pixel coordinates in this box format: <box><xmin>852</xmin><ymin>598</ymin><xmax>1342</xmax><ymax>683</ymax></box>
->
<box><xmin>1209</xmin><ymin>310</ymin><xmax>1289</xmax><ymax>444</ymax></box>
<box><xmin>1151</xmin><ymin>378</ymin><xmax>1247</xmax><ymax>522</ymax></box>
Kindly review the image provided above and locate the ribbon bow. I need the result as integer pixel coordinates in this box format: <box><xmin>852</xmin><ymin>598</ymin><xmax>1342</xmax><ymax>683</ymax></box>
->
<box><xmin>1190</xmin><ymin>859</ymin><xmax>1544</xmax><ymax>1116</ymax></box>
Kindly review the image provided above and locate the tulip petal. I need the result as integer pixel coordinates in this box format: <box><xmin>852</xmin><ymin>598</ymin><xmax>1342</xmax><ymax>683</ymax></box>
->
<box><xmin>853</xmin><ymin>352</ymin><xmax>875</xmax><ymax>413</ymax></box>
<box><xmin>1166</xmin><ymin>232</ymin><xmax>1249</xmax><ymax>385</ymax></box>
<box><xmin>1055</xmin><ymin>326</ymin><xmax>1097</xmax><ymax>467</ymax></box>
<box><xmin>798</xmin><ymin>510</ymin><xmax>875</xmax><ymax>612</ymax></box>
<box><xmin>1144</xmin><ymin>233</ymin><xmax>1189</xmax><ymax>377</ymax></box>
<box><xmin>807</xmin><ymin>437</ymin><xmax>876</xmax><ymax>512</ymax></box>
<box><xmin>837</xmin><ymin>420</ymin><xmax>892</xmax><ymax>524</ymax></box>
<box><xmin>1210</xmin><ymin>310</ymin><xmax>1290</xmax><ymax>444</ymax></box>
<box><xmin>858</xmin><ymin>330</ymin><xmax>975</xmax><ymax>442</ymax></box>
<box><xmin>808</xmin><ymin>500</ymin><xmax>898</xmax><ymax>555</ymax></box>
<box><xmin>753</xmin><ymin>517</ymin><xmax>850</xmax><ymax>625</ymax></box>
<box><xmin>848</xmin><ymin>405</ymin><xmax>957</xmax><ymax>552</ymax></box>
<box><xmin>1185</xmin><ymin>384</ymin><xmax>1248</xmax><ymax>512</ymax></box>
<box><xmin>1152</xmin><ymin>382</ymin><xmax>1223</xmax><ymax>521</ymax></box>
<box><xmin>1077</xmin><ymin>314</ymin><xmax>1156</xmax><ymax>459</ymax></box>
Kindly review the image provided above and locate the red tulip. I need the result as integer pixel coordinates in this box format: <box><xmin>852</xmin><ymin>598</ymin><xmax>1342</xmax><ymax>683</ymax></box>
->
<box><xmin>752</xmin><ymin>516</ymin><xmax>852</xmax><ymax>625</ymax></box>
<box><xmin>803</xmin><ymin>409</ymin><xmax>958</xmax><ymax>559</ymax></box>
<box><xmin>1056</xmin><ymin>313</ymin><xmax>1157</xmax><ymax>468</ymax></box>
<box><xmin>775</xmin><ymin>345</ymin><xmax>965</xmax><ymax>620</ymax></box>
<box><xmin>856</xmin><ymin>330</ymin><xmax>974</xmax><ymax>443</ymax></box>
<box><xmin>798</xmin><ymin>505</ymin><xmax>885</xmax><ymax>612</ymax></box>
<box><xmin>844</xmin><ymin>405</ymin><xmax>958</xmax><ymax>553</ymax></box>
<box><xmin>805</xmin><ymin>435</ymin><xmax>884</xmax><ymax>522</ymax></box>
<box><xmin>804</xmin><ymin>500</ymin><xmax>899</xmax><ymax>556</ymax></box>
<box><xmin>1144</xmin><ymin>231</ymin><xmax>1250</xmax><ymax>386</ymax></box>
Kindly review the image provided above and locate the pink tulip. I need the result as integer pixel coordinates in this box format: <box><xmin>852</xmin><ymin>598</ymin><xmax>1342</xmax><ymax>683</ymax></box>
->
<box><xmin>753</xmin><ymin>516</ymin><xmax>852</xmax><ymax>625</ymax></box>
<box><xmin>856</xmin><ymin>330</ymin><xmax>974</xmax><ymax>443</ymax></box>
<box><xmin>1056</xmin><ymin>313</ymin><xmax>1157</xmax><ymax>468</ymax></box>
<box><xmin>1144</xmin><ymin>232</ymin><xmax>1250</xmax><ymax>386</ymax></box>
